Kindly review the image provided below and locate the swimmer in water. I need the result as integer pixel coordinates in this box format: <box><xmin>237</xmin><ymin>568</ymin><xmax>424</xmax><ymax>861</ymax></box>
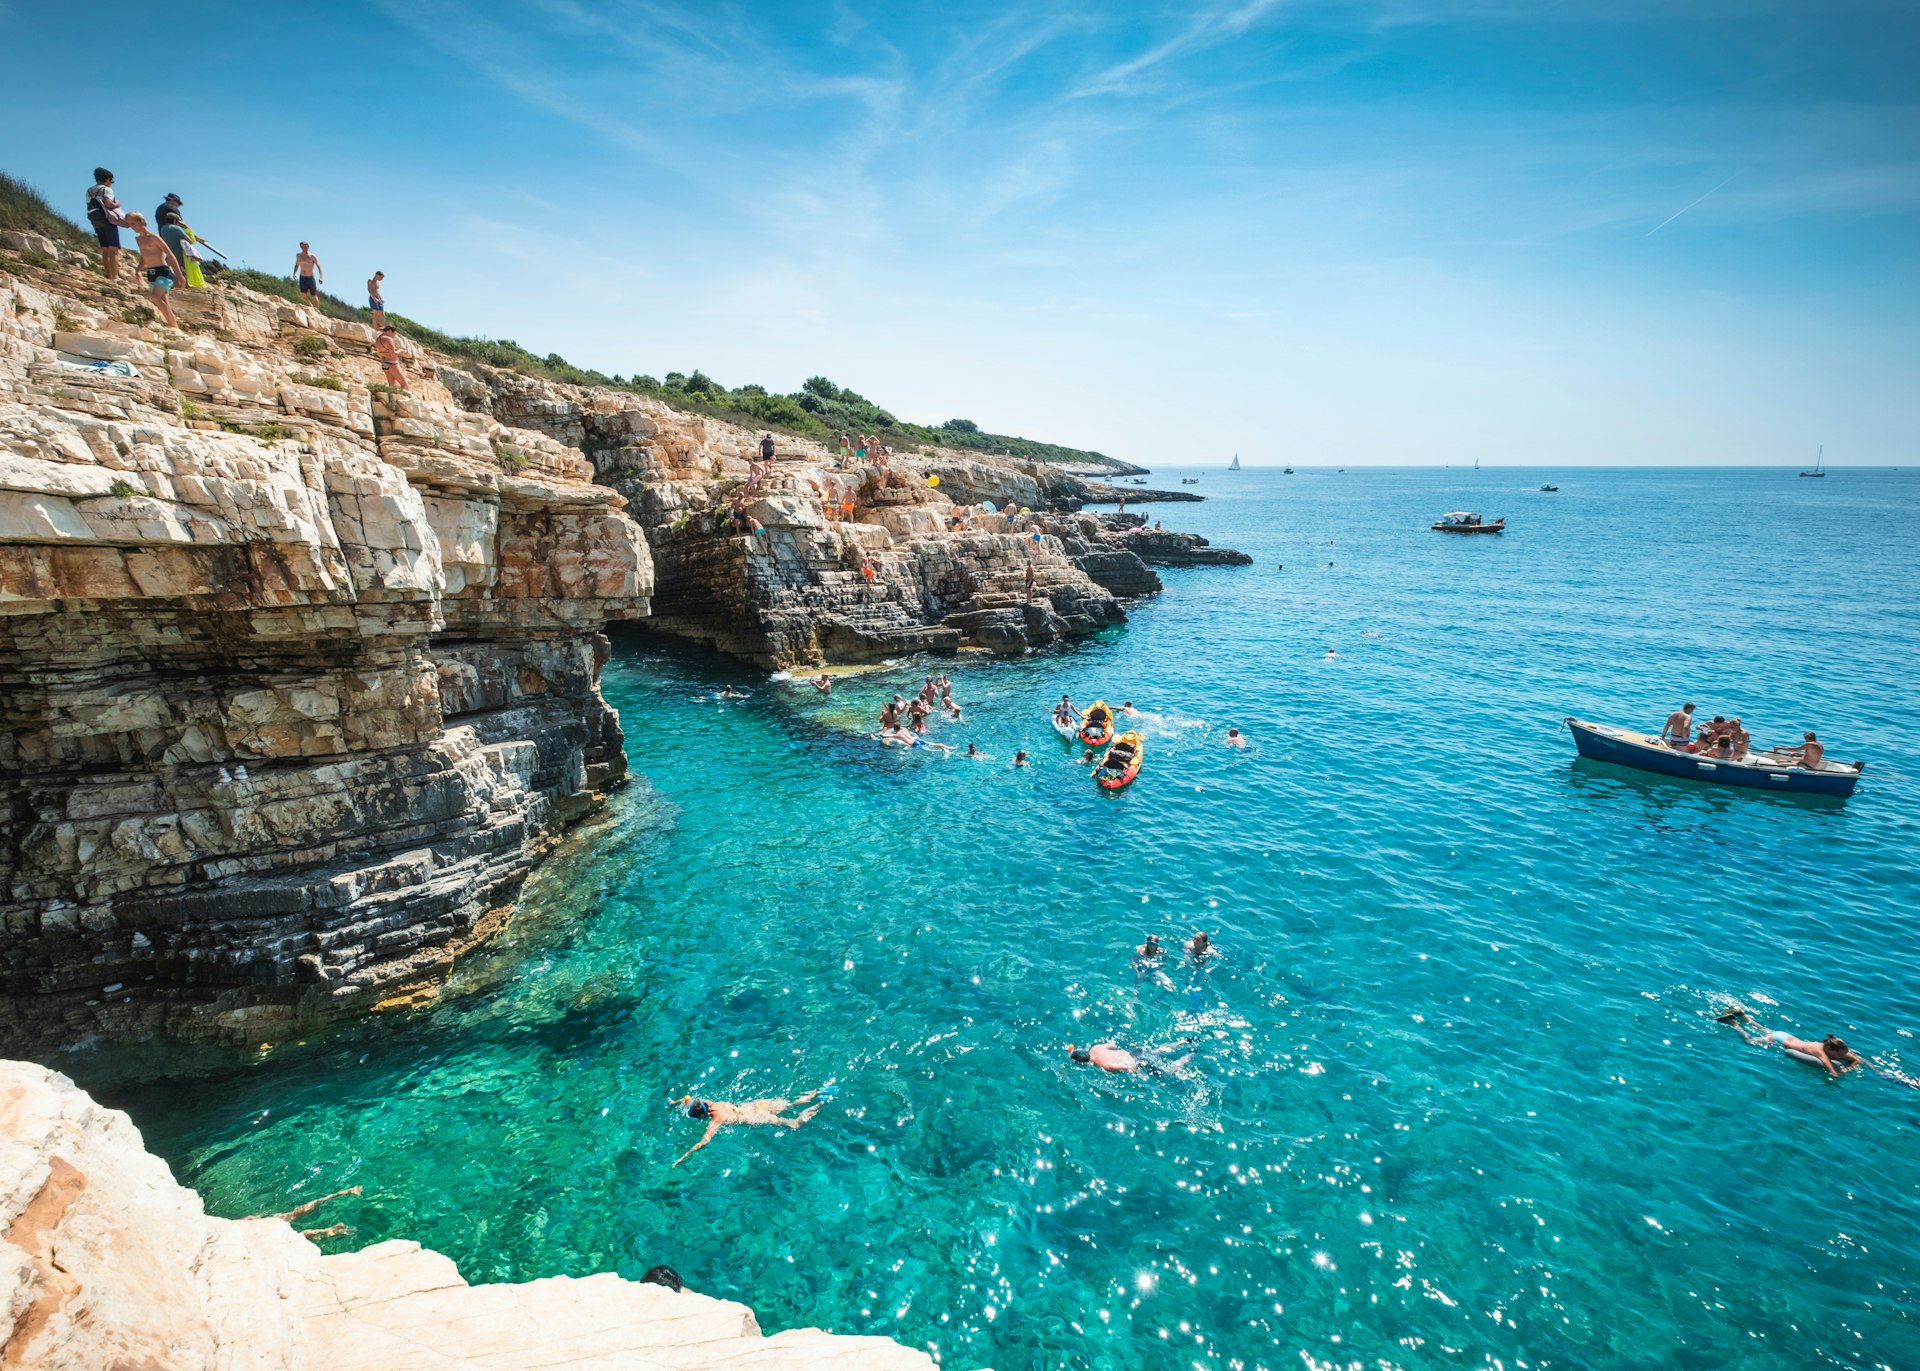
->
<box><xmin>1066</xmin><ymin>1038</ymin><xmax>1196</xmax><ymax>1075</ymax></box>
<box><xmin>1012</xmin><ymin>749</ymin><xmax>1029</xmax><ymax>767</ymax></box>
<box><xmin>672</xmin><ymin>1090</ymin><xmax>824</xmax><ymax>1167</ymax></box>
<box><xmin>810</xmin><ymin>674</ymin><xmax>832</xmax><ymax>693</ymax></box>
<box><xmin>1224</xmin><ymin>728</ymin><xmax>1247</xmax><ymax>747</ymax></box>
<box><xmin>1718</xmin><ymin>1009</ymin><xmax>1860</xmax><ymax>1077</ymax></box>
<box><xmin>718</xmin><ymin>685</ymin><xmax>746</xmax><ymax>699</ymax></box>
<box><xmin>1119</xmin><ymin>701</ymin><xmax>1140</xmax><ymax>718</ymax></box>
<box><xmin>965</xmin><ymin>742</ymin><xmax>987</xmax><ymax>759</ymax></box>
<box><xmin>1187</xmin><ymin>931</ymin><xmax>1214</xmax><ymax>962</ymax></box>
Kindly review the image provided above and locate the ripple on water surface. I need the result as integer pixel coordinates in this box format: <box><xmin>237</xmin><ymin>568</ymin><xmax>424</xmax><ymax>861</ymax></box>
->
<box><xmin>77</xmin><ymin>469</ymin><xmax>1920</xmax><ymax>1370</ymax></box>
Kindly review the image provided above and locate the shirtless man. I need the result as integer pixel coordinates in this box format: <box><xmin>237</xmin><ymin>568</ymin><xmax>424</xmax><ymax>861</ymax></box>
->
<box><xmin>293</xmin><ymin>242</ymin><xmax>323</xmax><ymax>305</ymax></box>
<box><xmin>366</xmin><ymin>271</ymin><xmax>387</xmax><ymax>328</ymax></box>
<box><xmin>1024</xmin><ymin>559</ymin><xmax>1037</xmax><ymax>602</ymax></box>
<box><xmin>1774</xmin><ymin>732</ymin><xmax>1824</xmax><ymax>769</ymax></box>
<box><xmin>1067</xmin><ymin>1038</ymin><xmax>1195</xmax><ymax>1075</ymax></box>
<box><xmin>374</xmin><ymin>325</ymin><xmax>410</xmax><ymax>391</ymax></box>
<box><xmin>1718</xmin><ymin>1010</ymin><xmax>1860</xmax><ymax>1078</ymax></box>
<box><xmin>122</xmin><ymin>214</ymin><xmax>183</xmax><ymax>328</ymax></box>
<box><xmin>672</xmin><ymin>1091</ymin><xmax>823</xmax><ymax>1167</ymax></box>
<box><xmin>1661</xmin><ymin>703</ymin><xmax>1696</xmax><ymax>748</ymax></box>
<box><xmin>1224</xmin><ymin>727</ymin><xmax>1247</xmax><ymax>747</ymax></box>
<box><xmin>810</xmin><ymin>673</ymin><xmax>832</xmax><ymax>693</ymax></box>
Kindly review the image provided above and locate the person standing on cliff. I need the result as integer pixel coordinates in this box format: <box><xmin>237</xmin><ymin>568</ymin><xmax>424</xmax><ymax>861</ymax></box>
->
<box><xmin>85</xmin><ymin>168</ymin><xmax>126</xmax><ymax>281</ymax></box>
<box><xmin>123</xmin><ymin>214</ymin><xmax>183</xmax><ymax>329</ymax></box>
<box><xmin>1024</xmin><ymin>559</ymin><xmax>1037</xmax><ymax>602</ymax></box>
<box><xmin>294</xmin><ymin>241</ymin><xmax>323</xmax><ymax>306</ymax></box>
<box><xmin>759</xmin><ymin>431</ymin><xmax>776</xmax><ymax>465</ymax></box>
<box><xmin>367</xmin><ymin>271</ymin><xmax>387</xmax><ymax>328</ymax></box>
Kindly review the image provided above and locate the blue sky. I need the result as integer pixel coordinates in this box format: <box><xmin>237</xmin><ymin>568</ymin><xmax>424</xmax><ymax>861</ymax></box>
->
<box><xmin>4</xmin><ymin>0</ymin><xmax>1915</xmax><ymax>465</ymax></box>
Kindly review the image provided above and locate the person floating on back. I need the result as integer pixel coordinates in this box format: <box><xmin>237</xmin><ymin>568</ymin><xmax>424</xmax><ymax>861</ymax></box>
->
<box><xmin>85</xmin><ymin>168</ymin><xmax>124</xmax><ymax>282</ymax></box>
<box><xmin>293</xmin><ymin>241</ymin><xmax>323</xmax><ymax>306</ymax></box>
<box><xmin>122</xmin><ymin>214</ymin><xmax>182</xmax><ymax>329</ymax></box>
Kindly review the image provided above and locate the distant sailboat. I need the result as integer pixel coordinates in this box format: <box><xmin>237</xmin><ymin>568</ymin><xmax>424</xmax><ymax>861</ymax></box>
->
<box><xmin>1800</xmin><ymin>445</ymin><xmax>1825</xmax><ymax>478</ymax></box>
<box><xmin>1229</xmin><ymin>454</ymin><xmax>1241</xmax><ymax>471</ymax></box>
<box><xmin>1474</xmin><ymin>457</ymin><xmax>1481</xmax><ymax>470</ymax></box>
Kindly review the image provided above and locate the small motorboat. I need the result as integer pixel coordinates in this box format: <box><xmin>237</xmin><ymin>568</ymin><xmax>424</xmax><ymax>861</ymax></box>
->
<box><xmin>1079</xmin><ymin>700</ymin><xmax>1115</xmax><ymax>747</ymax></box>
<box><xmin>1094</xmin><ymin>731</ymin><xmax>1143</xmax><ymax>790</ymax></box>
<box><xmin>1432</xmin><ymin>511</ymin><xmax>1505</xmax><ymax>534</ymax></box>
<box><xmin>1540</xmin><ymin>484</ymin><xmax>1558</xmax><ymax>492</ymax></box>
<box><xmin>1565</xmin><ymin>718</ymin><xmax>1864</xmax><ymax>798</ymax></box>
<box><xmin>1050</xmin><ymin>708</ymin><xmax>1080</xmax><ymax>742</ymax></box>
<box><xmin>1180</xmin><ymin>477</ymin><xmax>1199</xmax><ymax>485</ymax></box>
<box><xmin>1283</xmin><ymin>466</ymin><xmax>1294</xmax><ymax>474</ymax></box>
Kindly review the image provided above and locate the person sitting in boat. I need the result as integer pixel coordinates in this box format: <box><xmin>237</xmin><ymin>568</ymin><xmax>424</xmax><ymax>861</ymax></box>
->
<box><xmin>1718</xmin><ymin>1010</ymin><xmax>1860</xmax><ymax>1077</ymax></box>
<box><xmin>1702</xmin><ymin>733</ymin><xmax>1734</xmax><ymax>760</ymax></box>
<box><xmin>1727</xmin><ymin>719</ymin><xmax>1750</xmax><ymax>760</ymax></box>
<box><xmin>1661</xmin><ymin>703</ymin><xmax>1696</xmax><ymax>749</ymax></box>
<box><xmin>1774</xmin><ymin>732</ymin><xmax>1824</xmax><ymax>768</ymax></box>
<box><xmin>1053</xmin><ymin>695</ymin><xmax>1077</xmax><ymax>727</ymax></box>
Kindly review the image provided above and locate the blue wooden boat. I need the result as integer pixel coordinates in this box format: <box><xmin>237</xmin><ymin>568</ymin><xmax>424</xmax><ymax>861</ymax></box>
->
<box><xmin>1565</xmin><ymin>718</ymin><xmax>1864</xmax><ymax>798</ymax></box>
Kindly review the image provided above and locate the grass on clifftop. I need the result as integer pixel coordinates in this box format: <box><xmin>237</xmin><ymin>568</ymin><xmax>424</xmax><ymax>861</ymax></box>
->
<box><xmin>0</xmin><ymin>172</ymin><xmax>97</xmax><ymax>251</ymax></box>
<box><xmin>4</xmin><ymin>165</ymin><xmax>1121</xmax><ymax>467</ymax></box>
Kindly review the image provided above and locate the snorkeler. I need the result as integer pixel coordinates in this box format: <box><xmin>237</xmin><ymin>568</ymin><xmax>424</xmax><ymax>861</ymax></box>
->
<box><xmin>672</xmin><ymin>1090</ymin><xmax>824</xmax><ymax>1167</ymax></box>
<box><xmin>1717</xmin><ymin>1009</ymin><xmax>1860</xmax><ymax>1078</ymax></box>
<box><xmin>1066</xmin><ymin>1038</ymin><xmax>1196</xmax><ymax>1076</ymax></box>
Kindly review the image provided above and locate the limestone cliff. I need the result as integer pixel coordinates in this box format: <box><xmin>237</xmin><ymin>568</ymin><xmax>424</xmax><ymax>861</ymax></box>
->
<box><xmin>0</xmin><ymin>1059</ymin><xmax>933</xmax><ymax>1370</ymax></box>
<box><xmin>0</xmin><ymin>259</ymin><xmax>650</xmax><ymax>1053</ymax></box>
<box><xmin>428</xmin><ymin>367</ymin><xmax>1188</xmax><ymax>667</ymax></box>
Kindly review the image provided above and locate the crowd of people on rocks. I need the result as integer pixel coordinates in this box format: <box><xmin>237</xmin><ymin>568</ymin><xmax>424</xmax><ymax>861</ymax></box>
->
<box><xmin>79</xmin><ymin>165</ymin><xmax>409</xmax><ymax>388</ymax></box>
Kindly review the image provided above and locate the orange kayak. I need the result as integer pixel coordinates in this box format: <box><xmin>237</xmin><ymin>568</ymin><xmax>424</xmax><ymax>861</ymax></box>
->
<box><xmin>1079</xmin><ymin>699</ymin><xmax>1114</xmax><ymax>746</ymax></box>
<box><xmin>1095</xmin><ymin>731</ymin><xmax>1143</xmax><ymax>789</ymax></box>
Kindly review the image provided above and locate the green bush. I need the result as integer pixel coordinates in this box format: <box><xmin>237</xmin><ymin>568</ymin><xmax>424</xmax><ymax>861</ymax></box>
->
<box><xmin>298</xmin><ymin>372</ymin><xmax>345</xmax><ymax>391</ymax></box>
<box><xmin>108</xmin><ymin>478</ymin><xmax>142</xmax><ymax>499</ymax></box>
<box><xmin>291</xmin><ymin>334</ymin><xmax>327</xmax><ymax>360</ymax></box>
<box><xmin>120</xmin><ymin>305</ymin><xmax>154</xmax><ymax>326</ymax></box>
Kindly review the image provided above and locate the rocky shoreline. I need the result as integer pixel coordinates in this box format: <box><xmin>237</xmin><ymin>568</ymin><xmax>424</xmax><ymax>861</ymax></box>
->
<box><xmin>0</xmin><ymin>247</ymin><xmax>1243</xmax><ymax>1053</ymax></box>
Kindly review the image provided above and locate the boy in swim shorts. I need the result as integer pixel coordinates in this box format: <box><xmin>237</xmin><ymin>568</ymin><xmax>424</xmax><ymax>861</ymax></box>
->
<box><xmin>293</xmin><ymin>242</ymin><xmax>323</xmax><ymax>305</ymax></box>
<box><xmin>123</xmin><ymin>214</ymin><xmax>183</xmax><ymax>328</ymax></box>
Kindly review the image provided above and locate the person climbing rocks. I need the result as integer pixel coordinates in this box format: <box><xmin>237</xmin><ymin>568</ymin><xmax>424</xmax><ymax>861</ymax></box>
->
<box><xmin>671</xmin><ymin>1090</ymin><xmax>824</xmax><ymax>1167</ymax></box>
<box><xmin>367</xmin><ymin>271</ymin><xmax>387</xmax><ymax>328</ymax></box>
<box><xmin>122</xmin><ymin>214</ymin><xmax>183</xmax><ymax>329</ymax></box>
<box><xmin>85</xmin><ymin>168</ymin><xmax>124</xmax><ymax>282</ymax></box>
<box><xmin>153</xmin><ymin>195</ymin><xmax>194</xmax><ymax>290</ymax></box>
<box><xmin>1024</xmin><ymin>559</ymin><xmax>1037</xmax><ymax>602</ymax></box>
<box><xmin>293</xmin><ymin>241</ymin><xmax>323</xmax><ymax>306</ymax></box>
<box><xmin>374</xmin><ymin>325</ymin><xmax>409</xmax><ymax>391</ymax></box>
<box><xmin>759</xmin><ymin>431</ymin><xmax>776</xmax><ymax>465</ymax></box>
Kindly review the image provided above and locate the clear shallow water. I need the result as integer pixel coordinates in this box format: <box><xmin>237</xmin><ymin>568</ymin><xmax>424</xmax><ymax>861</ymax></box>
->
<box><xmin>70</xmin><ymin>468</ymin><xmax>1920</xmax><ymax>1370</ymax></box>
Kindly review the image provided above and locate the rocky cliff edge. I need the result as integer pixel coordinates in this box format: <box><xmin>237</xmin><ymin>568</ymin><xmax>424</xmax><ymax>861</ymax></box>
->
<box><xmin>0</xmin><ymin>1059</ymin><xmax>934</xmax><ymax>1370</ymax></box>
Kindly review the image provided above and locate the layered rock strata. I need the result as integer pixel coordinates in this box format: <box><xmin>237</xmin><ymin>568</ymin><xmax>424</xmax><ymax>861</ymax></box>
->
<box><xmin>424</xmin><ymin>369</ymin><xmax>1174</xmax><ymax>666</ymax></box>
<box><xmin>0</xmin><ymin>1060</ymin><xmax>934</xmax><ymax>1370</ymax></box>
<box><xmin>0</xmin><ymin>262</ymin><xmax>650</xmax><ymax>1053</ymax></box>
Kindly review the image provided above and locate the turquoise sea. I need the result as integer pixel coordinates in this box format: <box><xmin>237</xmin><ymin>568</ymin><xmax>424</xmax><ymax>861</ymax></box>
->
<box><xmin>72</xmin><ymin>468</ymin><xmax>1920</xmax><ymax>1370</ymax></box>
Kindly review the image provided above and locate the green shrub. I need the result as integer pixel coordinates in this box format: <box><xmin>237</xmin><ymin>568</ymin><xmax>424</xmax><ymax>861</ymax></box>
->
<box><xmin>218</xmin><ymin>419</ymin><xmax>293</xmax><ymax>442</ymax></box>
<box><xmin>108</xmin><ymin>478</ymin><xmax>142</xmax><ymax>499</ymax></box>
<box><xmin>491</xmin><ymin>436</ymin><xmax>529</xmax><ymax>472</ymax></box>
<box><xmin>291</xmin><ymin>334</ymin><xmax>327</xmax><ymax>360</ymax></box>
<box><xmin>120</xmin><ymin>305</ymin><xmax>155</xmax><ymax>326</ymax></box>
<box><xmin>179</xmin><ymin>397</ymin><xmax>202</xmax><ymax>419</ymax></box>
<box><xmin>299</xmin><ymin>372</ymin><xmax>345</xmax><ymax>391</ymax></box>
<box><xmin>54</xmin><ymin>310</ymin><xmax>77</xmax><ymax>332</ymax></box>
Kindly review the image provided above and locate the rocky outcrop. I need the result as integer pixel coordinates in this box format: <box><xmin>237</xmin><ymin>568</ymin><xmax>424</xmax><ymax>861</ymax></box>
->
<box><xmin>414</xmin><ymin>371</ymin><xmax>1154</xmax><ymax>667</ymax></box>
<box><xmin>0</xmin><ymin>1060</ymin><xmax>934</xmax><ymax>1370</ymax></box>
<box><xmin>0</xmin><ymin>261</ymin><xmax>650</xmax><ymax>1053</ymax></box>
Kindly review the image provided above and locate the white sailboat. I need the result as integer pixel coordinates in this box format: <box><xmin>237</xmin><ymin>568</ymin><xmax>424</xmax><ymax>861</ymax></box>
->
<box><xmin>1800</xmin><ymin>445</ymin><xmax>1825</xmax><ymax>478</ymax></box>
<box><xmin>1229</xmin><ymin>454</ymin><xmax>1241</xmax><ymax>471</ymax></box>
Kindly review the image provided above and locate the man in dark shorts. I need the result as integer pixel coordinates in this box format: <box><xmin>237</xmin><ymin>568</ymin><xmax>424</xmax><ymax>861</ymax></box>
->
<box><xmin>759</xmin><ymin>431</ymin><xmax>776</xmax><ymax>464</ymax></box>
<box><xmin>293</xmin><ymin>242</ymin><xmax>323</xmax><ymax>305</ymax></box>
<box><xmin>85</xmin><ymin>168</ymin><xmax>123</xmax><ymax>281</ymax></box>
<box><xmin>122</xmin><ymin>213</ymin><xmax>182</xmax><ymax>328</ymax></box>
<box><xmin>367</xmin><ymin>270</ymin><xmax>387</xmax><ymax>328</ymax></box>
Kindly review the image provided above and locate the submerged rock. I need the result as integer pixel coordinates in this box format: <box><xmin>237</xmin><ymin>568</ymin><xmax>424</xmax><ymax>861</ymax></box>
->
<box><xmin>0</xmin><ymin>1059</ymin><xmax>935</xmax><ymax>1370</ymax></box>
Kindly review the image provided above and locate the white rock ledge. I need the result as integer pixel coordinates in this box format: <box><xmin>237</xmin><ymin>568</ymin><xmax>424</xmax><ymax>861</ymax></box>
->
<box><xmin>0</xmin><ymin>1060</ymin><xmax>935</xmax><ymax>1370</ymax></box>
